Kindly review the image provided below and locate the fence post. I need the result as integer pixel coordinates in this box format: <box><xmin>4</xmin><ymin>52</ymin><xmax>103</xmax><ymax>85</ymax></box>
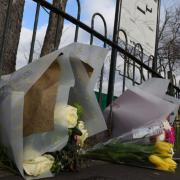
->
<box><xmin>107</xmin><ymin>0</ymin><xmax>122</xmax><ymax>106</ymax></box>
<box><xmin>28</xmin><ymin>3</ymin><xmax>40</xmax><ymax>63</ymax></box>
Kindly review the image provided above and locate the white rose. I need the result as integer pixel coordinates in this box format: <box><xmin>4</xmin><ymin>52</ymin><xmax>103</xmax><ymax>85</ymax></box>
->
<box><xmin>77</xmin><ymin>121</ymin><xmax>88</xmax><ymax>147</ymax></box>
<box><xmin>78</xmin><ymin>121</ymin><xmax>85</xmax><ymax>130</ymax></box>
<box><xmin>23</xmin><ymin>155</ymin><xmax>54</xmax><ymax>177</ymax></box>
<box><xmin>54</xmin><ymin>105</ymin><xmax>78</xmax><ymax>128</ymax></box>
<box><xmin>163</xmin><ymin>120</ymin><xmax>171</xmax><ymax>131</ymax></box>
<box><xmin>66</xmin><ymin>105</ymin><xmax>78</xmax><ymax>128</ymax></box>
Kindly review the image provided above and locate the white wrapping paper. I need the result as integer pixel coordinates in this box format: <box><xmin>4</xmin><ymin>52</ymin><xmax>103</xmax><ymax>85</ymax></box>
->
<box><xmin>0</xmin><ymin>43</ymin><xmax>108</xmax><ymax>179</ymax></box>
<box><xmin>104</xmin><ymin>78</ymin><xmax>179</xmax><ymax>138</ymax></box>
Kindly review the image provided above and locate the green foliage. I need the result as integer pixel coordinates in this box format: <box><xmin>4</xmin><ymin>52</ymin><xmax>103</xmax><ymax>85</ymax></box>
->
<box><xmin>50</xmin><ymin>134</ymin><xmax>80</xmax><ymax>175</ymax></box>
<box><xmin>82</xmin><ymin>142</ymin><xmax>156</xmax><ymax>165</ymax></box>
<box><xmin>73</xmin><ymin>103</ymin><xmax>84</xmax><ymax>120</ymax></box>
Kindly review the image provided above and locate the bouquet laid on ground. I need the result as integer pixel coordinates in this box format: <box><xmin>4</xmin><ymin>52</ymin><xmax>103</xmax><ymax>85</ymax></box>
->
<box><xmin>83</xmin><ymin>118</ymin><xmax>177</xmax><ymax>172</ymax></box>
<box><xmin>0</xmin><ymin>43</ymin><xmax>108</xmax><ymax>179</ymax></box>
<box><xmin>0</xmin><ymin>103</ymin><xmax>88</xmax><ymax>177</ymax></box>
<box><xmin>23</xmin><ymin>103</ymin><xmax>88</xmax><ymax>177</ymax></box>
<box><xmin>82</xmin><ymin>78</ymin><xmax>180</xmax><ymax>172</ymax></box>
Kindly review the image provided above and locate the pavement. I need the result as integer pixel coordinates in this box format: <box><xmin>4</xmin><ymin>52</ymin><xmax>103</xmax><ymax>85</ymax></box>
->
<box><xmin>0</xmin><ymin>161</ymin><xmax>180</xmax><ymax>180</ymax></box>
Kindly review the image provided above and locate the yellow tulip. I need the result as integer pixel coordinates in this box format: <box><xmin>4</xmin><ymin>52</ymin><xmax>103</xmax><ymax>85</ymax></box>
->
<box><xmin>155</xmin><ymin>153</ymin><xmax>173</xmax><ymax>158</ymax></box>
<box><xmin>164</xmin><ymin>158</ymin><xmax>177</xmax><ymax>172</ymax></box>
<box><xmin>155</xmin><ymin>141</ymin><xmax>173</xmax><ymax>154</ymax></box>
<box><xmin>149</xmin><ymin>154</ymin><xmax>177</xmax><ymax>172</ymax></box>
<box><xmin>164</xmin><ymin>158</ymin><xmax>177</xmax><ymax>166</ymax></box>
<box><xmin>149</xmin><ymin>155</ymin><xmax>168</xmax><ymax>168</ymax></box>
<box><xmin>157</xmin><ymin>166</ymin><xmax>170</xmax><ymax>172</ymax></box>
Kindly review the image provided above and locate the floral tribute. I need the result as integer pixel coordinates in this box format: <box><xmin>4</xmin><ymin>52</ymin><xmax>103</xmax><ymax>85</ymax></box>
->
<box><xmin>0</xmin><ymin>104</ymin><xmax>88</xmax><ymax>177</ymax></box>
<box><xmin>49</xmin><ymin>104</ymin><xmax>88</xmax><ymax>175</ymax></box>
<box><xmin>82</xmin><ymin>117</ymin><xmax>177</xmax><ymax>172</ymax></box>
<box><xmin>23</xmin><ymin>103</ymin><xmax>88</xmax><ymax>177</ymax></box>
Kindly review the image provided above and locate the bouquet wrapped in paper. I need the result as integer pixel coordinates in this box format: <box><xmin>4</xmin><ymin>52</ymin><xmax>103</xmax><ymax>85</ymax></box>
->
<box><xmin>83</xmin><ymin>78</ymin><xmax>180</xmax><ymax>172</ymax></box>
<box><xmin>0</xmin><ymin>43</ymin><xmax>108</xmax><ymax>179</ymax></box>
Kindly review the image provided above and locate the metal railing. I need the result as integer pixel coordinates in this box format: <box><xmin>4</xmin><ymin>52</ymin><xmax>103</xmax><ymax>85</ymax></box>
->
<box><xmin>90</xmin><ymin>12</ymin><xmax>107</xmax><ymax>107</ymax></box>
<box><xmin>0</xmin><ymin>0</ymin><xmax>180</xmax><ymax>146</ymax></box>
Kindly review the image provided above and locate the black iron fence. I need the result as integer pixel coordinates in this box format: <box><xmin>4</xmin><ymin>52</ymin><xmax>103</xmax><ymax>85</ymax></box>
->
<box><xmin>0</xmin><ymin>0</ymin><xmax>180</xmax><ymax>147</ymax></box>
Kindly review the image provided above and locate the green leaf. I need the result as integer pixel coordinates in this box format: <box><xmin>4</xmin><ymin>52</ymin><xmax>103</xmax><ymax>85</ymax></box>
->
<box><xmin>73</xmin><ymin>103</ymin><xmax>84</xmax><ymax>119</ymax></box>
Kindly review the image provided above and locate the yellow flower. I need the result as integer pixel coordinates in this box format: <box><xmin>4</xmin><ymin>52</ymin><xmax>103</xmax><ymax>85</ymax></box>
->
<box><xmin>23</xmin><ymin>155</ymin><xmax>54</xmax><ymax>177</ymax></box>
<box><xmin>77</xmin><ymin>121</ymin><xmax>88</xmax><ymax>147</ymax></box>
<box><xmin>149</xmin><ymin>155</ymin><xmax>168</xmax><ymax>167</ymax></box>
<box><xmin>164</xmin><ymin>158</ymin><xmax>177</xmax><ymax>166</ymax></box>
<box><xmin>156</xmin><ymin>166</ymin><xmax>170</xmax><ymax>172</ymax></box>
<box><xmin>155</xmin><ymin>141</ymin><xmax>173</xmax><ymax>154</ymax></box>
<box><xmin>164</xmin><ymin>158</ymin><xmax>177</xmax><ymax>172</ymax></box>
<box><xmin>148</xmin><ymin>155</ymin><xmax>177</xmax><ymax>172</ymax></box>
<box><xmin>156</xmin><ymin>153</ymin><xmax>173</xmax><ymax>159</ymax></box>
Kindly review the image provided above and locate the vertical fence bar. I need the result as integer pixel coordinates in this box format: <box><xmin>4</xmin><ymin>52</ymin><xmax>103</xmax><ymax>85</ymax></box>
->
<box><xmin>107</xmin><ymin>0</ymin><xmax>122</xmax><ymax>106</ymax></box>
<box><xmin>167</xmin><ymin>70</ymin><xmax>174</xmax><ymax>96</ymax></box>
<box><xmin>90</xmin><ymin>13</ymin><xmax>107</xmax><ymax>47</ymax></box>
<box><xmin>90</xmin><ymin>13</ymin><xmax>107</xmax><ymax>107</ymax></box>
<box><xmin>147</xmin><ymin>55</ymin><xmax>154</xmax><ymax>79</ymax></box>
<box><xmin>74</xmin><ymin>0</ymin><xmax>81</xmax><ymax>42</ymax></box>
<box><xmin>28</xmin><ymin>3</ymin><xmax>40</xmax><ymax>63</ymax></box>
<box><xmin>0</xmin><ymin>0</ymin><xmax>12</xmax><ymax>76</ymax></box>
<box><xmin>107</xmin><ymin>0</ymin><xmax>122</xmax><ymax>135</ymax></box>
<box><xmin>139</xmin><ymin>44</ymin><xmax>144</xmax><ymax>83</ymax></box>
<box><xmin>133</xmin><ymin>43</ymin><xmax>143</xmax><ymax>85</ymax></box>
<box><xmin>55</xmin><ymin>0</ymin><xmax>81</xmax><ymax>46</ymax></box>
<box><xmin>178</xmin><ymin>81</ymin><xmax>180</xmax><ymax>99</ymax></box>
<box><xmin>158</xmin><ymin>64</ymin><xmax>166</xmax><ymax>79</ymax></box>
<box><xmin>152</xmin><ymin>0</ymin><xmax>161</xmax><ymax>73</ymax></box>
<box><xmin>118</xmin><ymin>29</ymin><xmax>128</xmax><ymax>92</ymax></box>
<box><xmin>171</xmin><ymin>73</ymin><xmax>175</xmax><ymax>96</ymax></box>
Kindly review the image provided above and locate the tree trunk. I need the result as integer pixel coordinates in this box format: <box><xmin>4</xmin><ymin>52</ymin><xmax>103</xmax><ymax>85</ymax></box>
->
<box><xmin>0</xmin><ymin>1</ymin><xmax>7</xmax><ymax>47</ymax></box>
<box><xmin>0</xmin><ymin>0</ymin><xmax>25</xmax><ymax>75</ymax></box>
<box><xmin>40</xmin><ymin>0</ymin><xmax>68</xmax><ymax>57</ymax></box>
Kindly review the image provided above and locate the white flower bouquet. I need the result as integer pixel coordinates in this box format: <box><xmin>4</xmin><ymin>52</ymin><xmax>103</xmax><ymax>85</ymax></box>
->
<box><xmin>0</xmin><ymin>43</ymin><xmax>108</xmax><ymax>179</ymax></box>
